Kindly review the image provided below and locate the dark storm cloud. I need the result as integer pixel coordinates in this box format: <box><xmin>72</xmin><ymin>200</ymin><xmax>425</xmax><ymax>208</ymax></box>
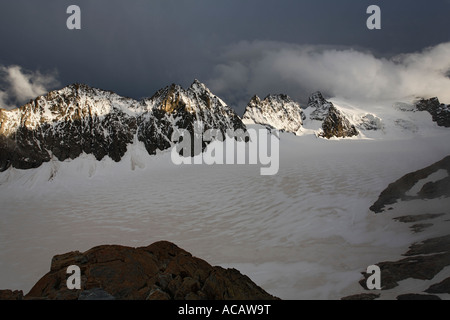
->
<box><xmin>0</xmin><ymin>0</ymin><xmax>449</xmax><ymax>111</ymax></box>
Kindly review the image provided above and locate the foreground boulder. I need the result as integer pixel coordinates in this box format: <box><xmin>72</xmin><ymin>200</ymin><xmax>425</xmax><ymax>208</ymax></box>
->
<box><xmin>21</xmin><ymin>241</ymin><xmax>278</xmax><ymax>300</ymax></box>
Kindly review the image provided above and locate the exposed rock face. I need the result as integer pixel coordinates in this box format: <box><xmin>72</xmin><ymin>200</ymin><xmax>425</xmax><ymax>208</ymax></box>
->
<box><xmin>242</xmin><ymin>94</ymin><xmax>305</xmax><ymax>134</ymax></box>
<box><xmin>0</xmin><ymin>290</ymin><xmax>23</xmax><ymax>300</ymax></box>
<box><xmin>23</xmin><ymin>241</ymin><xmax>279</xmax><ymax>300</ymax></box>
<box><xmin>308</xmin><ymin>91</ymin><xmax>333</xmax><ymax>121</ymax></box>
<box><xmin>370</xmin><ymin>155</ymin><xmax>450</xmax><ymax>213</ymax></box>
<box><xmin>344</xmin><ymin>156</ymin><xmax>450</xmax><ymax>300</ymax></box>
<box><xmin>425</xmin><ymin>277</ymin><xmax>450</xmax><ymax>294</ymax></box>
<box><xmin>344</xmin><ymin>229</ymin><xmax>450</xmax><ymax>300</ymax></box>
<box><xmin>305</xmin><ymin>91</ymin><xmax>359</xmax><ymax>138</ymax></box>
<box><xmin>320</xmin><ymin>105</ymin><xmax>359</xmax><ymax>139</ymax></box>
<box><xmin>0</xmin><ymin>80</ymin><xmax>246</xmax><ymax>172</ymax></box>
<box><xmin>138</xmin><ymin>80</ymin><xmax>246</xmax><ymax>156</ymax></box>
<box><xmin>415</xmin><ymin>97</ymin><xmax>450</xmax><ymax>127</ymax></box>
<box><xmin>357</xmin><ymin>235</ymin><xmax>450</xmax><ymax>292</ymax></box>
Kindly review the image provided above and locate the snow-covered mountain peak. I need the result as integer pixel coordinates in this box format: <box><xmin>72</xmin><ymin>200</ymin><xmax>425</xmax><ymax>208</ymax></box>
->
<box><xmin>0</xmin><ymin>81</ymin><xmax>245</xmax><ymax>172</ymax></box>
<box><xmin>190</xmin><ymin>79</ymin><xmax>209</xmax><ymax>93</ymax></box>
<box><xmin>307</xmin><ymin>91</ymin><xmax>334</xmax><ymax>121</ymax></box>
<box><xmin>0</xmin><ymin>83</ymin><xmax>140</xmax><ymax>135</ymax></box>
<box><xmin>145</xmin><ymin>80</ymin><xmax>231</xmax><ymax>115</ymax></box>
<box><xmin>242</xmin><ymin>93</ymin><xmax>305</xmax><ymax>134</ymax></box>
<box><xmin>249</xmin><ymin>95</ymin><xmax>261</xmax><ymax>104</ymax></box>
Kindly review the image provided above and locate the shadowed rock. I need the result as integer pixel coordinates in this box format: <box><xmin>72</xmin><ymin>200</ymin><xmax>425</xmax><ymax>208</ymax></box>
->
<box><xmin>359</xmin><ymin>252</ymin><xmax>450</xmax><ymax>290</ymax></box>
<box><xmin>425</xmin><ymin>277</ymin><xmax>450</xmax><ymax>294</ymax></box>
<box><xmin>410</xmin><ymin>223</ymin><xmax>433</xmax><ymax>233</ymax></box>
<box><xmin>393</xmin><ymin>213</ymin><xmax>446</xmax><ymax>223</ymax></box>
<box><xmin>405</xmin><ymin>234</ymin><xmax>450</xmax><ymax>256</ymax></box>
<box><xmin>396</xmin><ymin>294</ymin><xmax>441</xmax><ymax>300</ymax></box>
<box><xmin>356</xmin><ymin>234</ymin><xmax>450</xmax><ymax>291</ymax></box>
<box><xmin>341</xmin><ymin>293</ymin><xmax>380</xmax><ymax>300</ymax></box>
<box><xmin>370</xmin><ymin>155</ymin><xmax>450</xmax><ymax>213</ymax></box>
<box><xmin>415</xmin><ymin>98</ymin><xmax>450</xmax><ymax>128</ymax></box>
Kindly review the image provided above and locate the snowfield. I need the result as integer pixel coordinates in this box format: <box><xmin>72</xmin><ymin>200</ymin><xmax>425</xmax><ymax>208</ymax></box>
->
<box><xmin>1</xmin><ymin>98</ymin><xmax>450</xmax><ymax>300</ymax></box>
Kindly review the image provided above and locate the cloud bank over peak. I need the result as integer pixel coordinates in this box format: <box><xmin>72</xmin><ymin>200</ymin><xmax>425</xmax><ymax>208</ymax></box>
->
<box><xmin>208</xmin><ymin>41</ymin><xmax>450</xmax><ymax>113</ymax></box>
<box><xmin>0</xmin><ymin>65</ymin><xmax>60</xmax><ymax>110</ymax></box>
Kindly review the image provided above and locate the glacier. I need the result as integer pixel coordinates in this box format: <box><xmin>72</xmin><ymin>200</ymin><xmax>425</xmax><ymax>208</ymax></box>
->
<box><xmin>1</xmin><ymin>89</ymin><xmax>450</xmax><ymax>299</ymax></box>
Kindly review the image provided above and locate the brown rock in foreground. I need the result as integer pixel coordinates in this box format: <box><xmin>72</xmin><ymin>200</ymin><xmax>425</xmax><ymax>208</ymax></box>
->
<box><xmin>0</xmin><ymin>290</ymin><xmax>24</xmax><ymax>300</ymax></box>
<box><xmin>23</xmin><ymin>241</ymin><xmax>279</xmax><ymax>300</ymax></box>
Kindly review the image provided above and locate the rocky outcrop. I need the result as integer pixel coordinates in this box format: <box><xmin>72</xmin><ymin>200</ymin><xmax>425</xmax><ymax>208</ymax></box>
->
<box><xmin>425</xmin><ymin>277</ymin><xmax>450</xmax><ymax>294</ymax></box>
<box><xmin>343</xmin><ymin>231</ymin><xmax>450</xmax><ymax>300</ymax></box>
<box><xmin>320</xmin><ymin>105</ymin><xmax>359</xmax><ymax>139</ymax></box>
<box><xmin>358</xmin><ymin>235</ymin><xmax>450</xmax><ymax>290</ymax></box>
<box><xmin>305</xmin><ymin>92</ymin><xmax>359</xmax><ymax>139</ymax></box>
<box><xmin>138</xmin><ymin>80</ymin><xmax>246</xmax><ymax>156</ymax></box>
<box><xmin>343</xmin><ymin>156</ymin><xmax>450</xmax><ymax>300</ymax></box>
<box><xmin>0</xmin><ymin>290</ymin><xmax>23</xmax><ymax>300</ymax></box>
<box><xmin>0</xmin><ymin>80</ymin><xmax>246</xmax><ymax>172</ymax></box>
<box><xmin>7</xmin><ymin>241</ymin><xmax>278</xmax><ymax>300</ymax></box>
<box><xmin>415</xmin><ymin>97</ymin><xmax>450</xmax><ymax>127</ymax></box>
<box><xmin>370</xmin><ymin>155</ymin><xmax>450</xmax><ymax>213</ymax></box>
<box><xmin>242</xmin><ymin>94</ymin><xmax>305</xmax><ymax>134</ymax></box>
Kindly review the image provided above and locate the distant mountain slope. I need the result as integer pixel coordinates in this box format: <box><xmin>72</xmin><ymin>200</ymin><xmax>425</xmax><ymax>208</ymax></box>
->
<box><xmin>244</xmin><ymin>90</ymin><xmax>450</xmax><ymax>140</ymax></box>
<box><xmin>243</xmin><ymin>91</ymin><xmax>360</xmax><ymax>138</ymax></box>
<box><xmin>2</xmin><ymin>79</ymin><xmax>450</xmax><ymax>172</ymax></box>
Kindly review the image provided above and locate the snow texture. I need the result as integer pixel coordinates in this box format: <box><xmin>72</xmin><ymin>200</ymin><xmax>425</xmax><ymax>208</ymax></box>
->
<box><xmin>1</xmin><ymin>88</ymin><xmax>450</xmax><ymax>299</ymax></box>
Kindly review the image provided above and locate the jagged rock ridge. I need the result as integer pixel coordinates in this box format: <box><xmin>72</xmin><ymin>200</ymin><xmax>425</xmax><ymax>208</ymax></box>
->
<box><xmin>320</xmin><ymin>105</ymin><xmax>359</xmax><ymax>139</ymax></box>
<box><xmin>0</xmin><ymin>80</ymin><xmax>245</xmax><ymax>171</ymax></box>
<box><xmin>306</xmin><ymin>92</ymin><xmax>359</xmax><ymax>139</ymax></box>
<box><xmin>242</xmin><ymin>94</ymin><xmax>305</xmax><ymax>134</ymax></box>
<box><xmin>242</xmin><ymin>91</ymin><xmax>360</xmax><ymax>139</ymax></box>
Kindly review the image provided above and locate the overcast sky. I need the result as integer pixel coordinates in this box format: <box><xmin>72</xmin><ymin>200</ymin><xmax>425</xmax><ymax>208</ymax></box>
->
<box><xmin>1</xmin><ymin>0</ymin><xmax>449</xmax><ymax>114</ymax></box>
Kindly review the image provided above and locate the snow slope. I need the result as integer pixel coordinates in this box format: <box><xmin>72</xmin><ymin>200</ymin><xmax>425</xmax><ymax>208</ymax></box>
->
<box><xmin>0</xmin><ymin>98</ymin><xmax>450</xmax><ymax>299</ymax></box>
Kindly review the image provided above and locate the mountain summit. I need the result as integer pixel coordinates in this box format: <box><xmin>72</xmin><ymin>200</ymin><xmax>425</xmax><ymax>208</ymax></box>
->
<box><xmin>242</xmin><ymin>94</ymin><xmax>305</xmax><ymax>134</ymax></box>
<box><xmin>307</xmin><ymin>91</ymin><xmax>334</xmax><ymax>121</ymax></box>
<box><xmin>0</xmin><ymin>81</ymin><xmax>245</xmax><ymax>171</ymax></box>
